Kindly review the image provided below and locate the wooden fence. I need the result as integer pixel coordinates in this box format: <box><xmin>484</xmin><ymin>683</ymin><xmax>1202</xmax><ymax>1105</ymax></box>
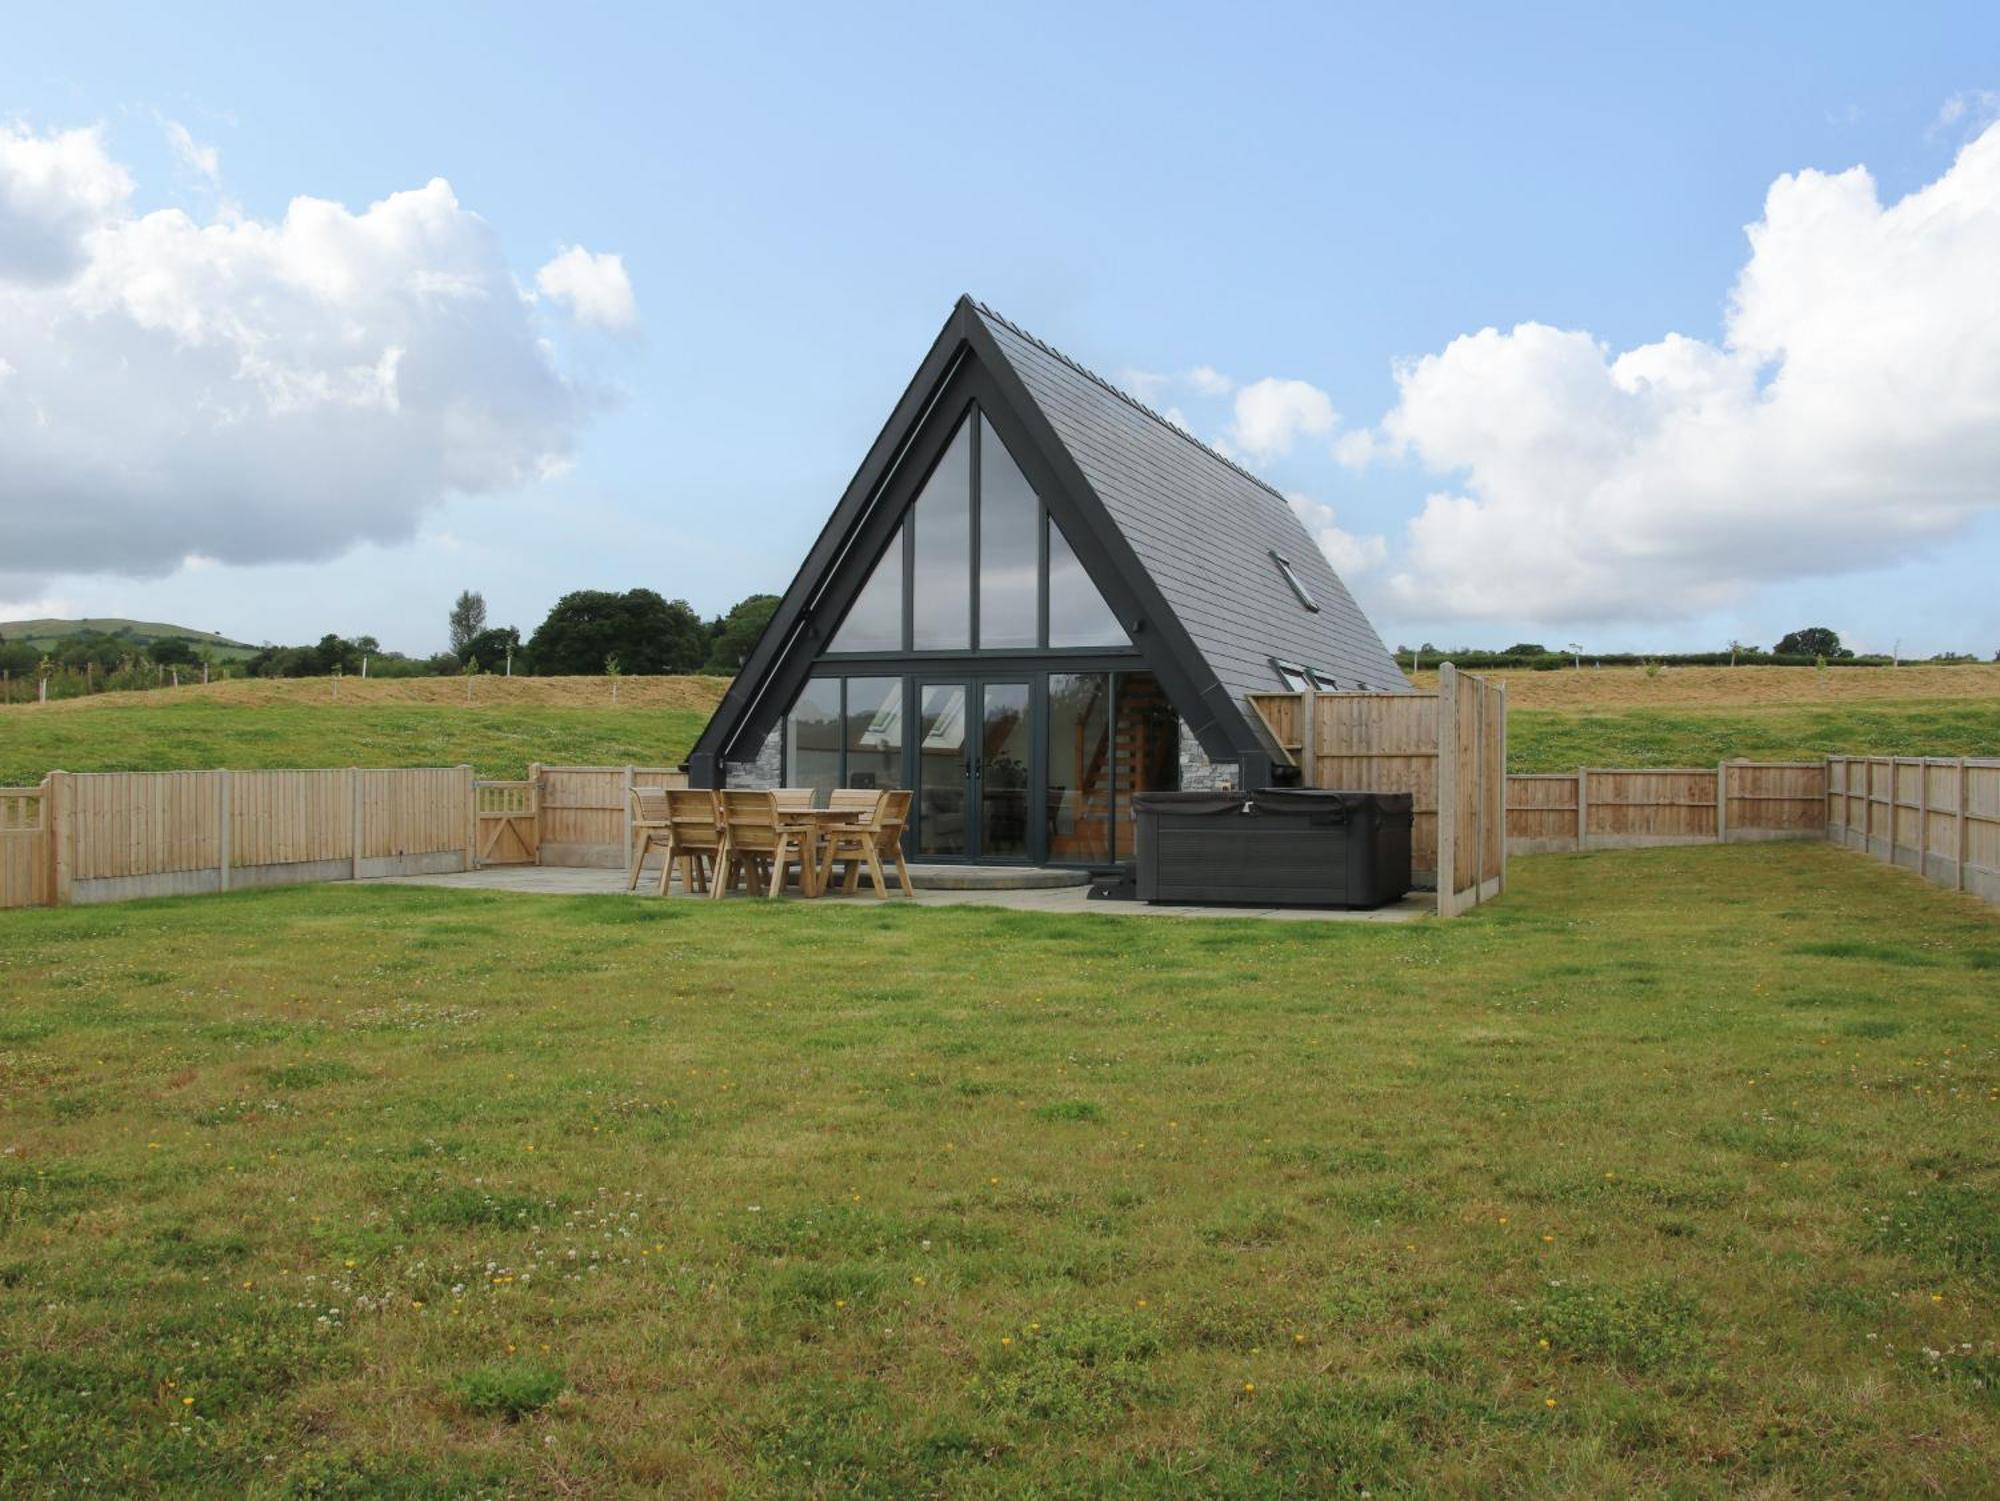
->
<box><xmin>532</xmin><ymin>764</ymin><xmax>689</xmax><ymax>868</ymax></box>
<box><xmin>1</xmin><ymin>786</ymin><xmax>51</xmax><ymax>909</ymax></box>
<box><xmin>0</xmin><ymin>762</ymin><xmax>694</xmax><ymax>909</ymax></box>
<box><xmin>1826</xmin><ymin>756</ymin><xmax>2000</xmax><ymax>906</ymax></box>
<box><xmin>14</xmin><ymin>767</ymin><xmax>476</xmax><ymax>906</ymax></box>
<box><xmin>1506</xmin><ymin>762</ymin><xmax>1827</xmax><ymax>853</ymax></box>
<box><xmin>1248</xmin><ymin>663</ymin><xmax>1506</xmax><ymax>916</ymax></box>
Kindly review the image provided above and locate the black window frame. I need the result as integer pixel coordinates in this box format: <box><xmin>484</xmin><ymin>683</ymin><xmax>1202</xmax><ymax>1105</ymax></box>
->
<box><xmin>1272</xmin><ymin>659</ymin><xmax>1310</xmax><ymax>692</ymax></box>
<box><xmin>1271</xmin><ymin>550</ymin><xmax>1320</xmax><ymax>613</ymax></box>
<box><xmin>820</xmin><ymin>398</ymin><xmax>1128</xmax><ymax>661</ymax></box>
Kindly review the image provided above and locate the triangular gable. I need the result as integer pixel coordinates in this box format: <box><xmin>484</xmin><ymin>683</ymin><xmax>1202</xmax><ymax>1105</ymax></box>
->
<box><xmin>689</xmin><ymin>297</ymin><xmax>1258</xmax><ymax>782</ymax></box>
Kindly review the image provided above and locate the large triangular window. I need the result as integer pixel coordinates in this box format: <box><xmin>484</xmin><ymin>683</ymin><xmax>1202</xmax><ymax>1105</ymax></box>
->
<box><xmin>1047</xmin><ymin>518</ymin><xmax>1126</xmax><ymax>648</ymax></box>
<box><xmin>824</xmin><ymin>405</ymin><xmax>1131</xmax><ymax>654</ymax></box>
<box><xmin>829</xmin><ymin>522</ymin><xmax>904</xmax><ymax>653</ymax></box>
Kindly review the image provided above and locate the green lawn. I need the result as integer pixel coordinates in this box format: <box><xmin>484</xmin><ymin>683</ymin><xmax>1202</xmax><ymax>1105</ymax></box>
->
<box><xmin>0</xmin><ymin>699</ymin><xmax>710</xmax><ymax>785</ymax></box>
<box><xmin>1507</xmin><ymin>698</ymin><xmax>2000</xmax><ymax>771</ymax></box>
<box><xmin>2</xmin><ymin>846</ymin><xmax>1995</xmax><ymax>1496</ymax></box>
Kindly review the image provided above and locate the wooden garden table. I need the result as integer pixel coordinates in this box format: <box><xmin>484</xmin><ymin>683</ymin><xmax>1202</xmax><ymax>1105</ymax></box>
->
<box><xmin>783</xmin><ymin>808</ymin><xmax>870</xmax><ymax>897</ymax></box>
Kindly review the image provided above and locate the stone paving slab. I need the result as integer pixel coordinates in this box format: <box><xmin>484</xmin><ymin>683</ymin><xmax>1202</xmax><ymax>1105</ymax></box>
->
<box><xmin>360</xmin><ymin>864</ymin><xmax>1430</xmax><ymax>922</ymax></box>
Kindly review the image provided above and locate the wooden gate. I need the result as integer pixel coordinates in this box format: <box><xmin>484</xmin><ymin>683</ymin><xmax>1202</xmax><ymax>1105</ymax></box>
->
<box><xmin>475</xmin><ymin>780</ymin><xmax>539</xmax><ymax>866</ymax></box>
<box><xmin>1</xmin><ymin>784</ymin><xmax>51</xmax><ymax>909</ymax></box>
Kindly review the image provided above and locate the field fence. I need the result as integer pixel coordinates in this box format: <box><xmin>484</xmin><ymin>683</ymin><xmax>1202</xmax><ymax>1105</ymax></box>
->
<box><xmin>0</xmin><ymin>763</ymin><xmax>688</xmax><ymax>909</ymax></box>
<box><xmin>1505</xmin><ymin>762</ymin><xmax>1826</xmax><ymax>853</ymax></box>
<box><xmin>1826</xmin><ymin>756</ymin><xmax>2000</xmax><ymax>906</ymax></box>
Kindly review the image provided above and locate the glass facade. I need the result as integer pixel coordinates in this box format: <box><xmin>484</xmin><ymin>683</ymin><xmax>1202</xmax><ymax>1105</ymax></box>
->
<box><xmin>916</xmin><ymin>683</ymin><xmax>967</xmax><ymax>857</ymax></box>
<box><xmin>829</xmin><ymin>522</ymin><xmax>904</xmax><ymax>653</ymax></box>
<box><xmin>1046</xmin><ymin>672</ymin><xmax>1111</xmax><ymax>863</ymax></box>
<box><xmin>977</xmin><ymin>415</ymin><xmax>1039</xmax><ymax>649</ymax></box>
<box><xmin>844</xmin><ymin>677</ymin><xmax>903</xmax><ymax>791</ymax></box>
<box><xmin>911</xmin><ymin>422</ymin><xmax>972</xmax><ymax>650</ymax></box>
<box><xmin>785</xmin><ymin>402</ymin><xmax>1175</xmax><ymax>863</ymax></box>
<box><xmin>1048</xmin><ymin>519</ymin><xmax>1127</xmax><ymax>648</ymax></box>
<box><xmin>1112</xmin><ymin>673</ymin><xmax>1180</xmax><ymax>859</ymax></box>
<box><xmin>978</xmin><ymin>682</ymin><xmax>1031</xmax><ymax>858</ymax></box>
<box><xmin>784</xmin><ymin>678</ymin><xmax>842</xmax><ymax>801</ymax></box>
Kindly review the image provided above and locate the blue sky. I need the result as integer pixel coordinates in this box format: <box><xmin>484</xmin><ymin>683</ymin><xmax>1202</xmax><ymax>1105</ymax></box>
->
<box><xmin>3</xmin><ymin>2</ymin><xmax>1998</xmax><ymax>657</ymax></box>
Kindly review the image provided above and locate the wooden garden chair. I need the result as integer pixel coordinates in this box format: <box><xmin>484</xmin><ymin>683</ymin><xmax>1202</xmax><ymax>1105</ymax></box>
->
<box><xmin>627</xmin><ymin>786</ymin><xmax>673</xmax><ymax>891</ymax></box>
<box><xmin>774</xmin><ymin>788</ymin><xmax>815</xmax><ymax>812</ymax></box>
<box><xmin>659</xmin><ymin>788</ymin><xmax>723</xmax><ymax>896</ymax></box>
<box><xmin>828</xmin><ymin>788</ymin><xmax>881</xmax><ymax>816</ymax></box>
<box><xmin>714</xmin><ymin>790</ymin><xmax>815</xmax><ymax>898</ymax></box>
<box><xmin>819</xmin><ymin>789</ymin><xmax>915</xmax><ymax>898</ymax></box>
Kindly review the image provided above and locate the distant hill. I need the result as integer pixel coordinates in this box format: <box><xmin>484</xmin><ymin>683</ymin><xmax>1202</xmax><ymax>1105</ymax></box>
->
<box><xmin>0</xmin><ymin>617</ymin><xmax>260</xmax><ymax>659</ymax></box>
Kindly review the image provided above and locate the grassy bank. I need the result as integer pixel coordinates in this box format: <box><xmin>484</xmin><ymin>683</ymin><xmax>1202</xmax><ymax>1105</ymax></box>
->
<box><xmin>0</xmin><ymin>676</ymin><xmax>725</xmax><ymax>785</ymax></box>
<box><xmin>1508</xmin><ymin>698</ymin><xmax>2000</xmax><ymax>771</ymax></box>
<box><xmin>3</xmin><ymin>669</ymin><xmax>1995</xmax><ymax>785</ymax></box>
<box><xmin>2</xmin><ymin>844</ymin><xmax>1995</xmax><ymax>1495</ymax></box>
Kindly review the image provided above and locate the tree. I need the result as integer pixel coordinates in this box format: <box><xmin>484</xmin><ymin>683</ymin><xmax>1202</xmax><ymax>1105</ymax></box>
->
<box><xmin>704</xmin><ymin>593</ymin><xmax>780</xmax><ymax>674</ymax></box>
<box><xmin>146</xmin><ymin>637</ymin><xmax>199</xmax><ymax>667</ymax></box>
<box><xmin>448</xmin><ymin>590</ymin><xmax>487</xmax><ymax>658</ymax></box>
<box><xmin>525</xmin><ymin>589</ymin><xmax>707</xmax><ymax>675</ymax></box>
<box><xmin>1774</xmin><ymin>626</ymin><xmax>1847</xmax><ymax>658</ymax></box>
<box><xmin>460</xmin><ymin>625</ymin><xmax>521</xmax><ymax>673</ymax></box>
<box><xmin>1503</xmin><ymin>642</ymin><xmax>1548</xmax><ymax>657</ymax></box>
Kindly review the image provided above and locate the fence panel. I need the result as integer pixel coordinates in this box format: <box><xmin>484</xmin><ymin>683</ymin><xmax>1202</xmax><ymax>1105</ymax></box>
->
<box><xmin>1507</xmin><ymin>774</ymin><xmax>1579</xmax><ymax>853</ymax></box>
<box><xmin>535</xmin><ymin>765</ymin><xmax>688</xmax><ymax>868</ymax></box>
<box><xmin>1826</xmin><ymin>756</ymin><xmax>2000</xmax><ymax>908</ymax></box>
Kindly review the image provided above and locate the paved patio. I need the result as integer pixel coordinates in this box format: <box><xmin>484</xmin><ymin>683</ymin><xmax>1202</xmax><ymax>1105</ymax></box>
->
<box><xmin>362</xmin><ymin>864</ymin><xmax>1430</xmax><ymax>923</ymax></box>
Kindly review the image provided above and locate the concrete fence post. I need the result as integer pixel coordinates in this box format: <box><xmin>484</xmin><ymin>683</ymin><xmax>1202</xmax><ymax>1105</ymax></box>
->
<box><xmin>460</xmin><ymin>766</ymin><xmax>477</xmax><ymax>871</ymax></box>
<box><xmin>1957</xmin><ymin>759</ymin><xmax>1970</xmax><ymax>893</ymax></box>
<box><xmin>48</xmin><ymin>770</ymin><xmax>72</xmax><ymax>907</ymax></box>
<box><xmin>350</xmin><ymin>767</ymin><xmax>364</xmax><ymax>882</ymax></box>
<box><xmin>1715</xmin><ymin>762</ymin><xmax>1728</xmax><ymax>844</ymax></box>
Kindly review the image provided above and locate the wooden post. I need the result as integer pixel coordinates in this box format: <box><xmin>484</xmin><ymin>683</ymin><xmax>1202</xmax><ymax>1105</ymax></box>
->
<box><xmin>1496</xmin><ymin>679</ymin><xmax>1508</xmax><ymax>894</ymax></box>
<box><xmin>350</xmin><ymin>768</ymin><xmax>364</xmax><ymax>881</ymax></box>
<box><xmin>1299</xmin><ymin>690</ymin><xmax>1318</xmax><ymax>787</ymax></box>
<box><xmin>1435</xmin><ymin>664</ymin><xmax>1459</xmax><ymax>917</ymax></box>
<box><xmin>461</xmin><ymin>766</ymin><xmax>477</xmax><ymax>871</ymax></box>
<box><xmin>1956</xmin><ymin>759</ymin><xmax>1969</xmax><ymax>893</ymax></box>
<box><xmin>1715</xmin><ymin>763</ymin><xmax>1728</xmax><ymax>844</ymax></box>
<box><xmin>48</xmin><ymin>770</ymin><xmax>72</xmax><ymax>907</ymax></box>
<box><xmin>529</xmin><ymin>762</ymin><xmax>544</xmax><ymax>867</ymax></box>
<box><xmin>217</xmin><ymin>769</ymin><xmax>231</xmax><ymax>892</ymax></box>
<box><xmin>1575</xmin><ymin>767</ymin><xmax>1590</xmax><ymax>852</ymax></box>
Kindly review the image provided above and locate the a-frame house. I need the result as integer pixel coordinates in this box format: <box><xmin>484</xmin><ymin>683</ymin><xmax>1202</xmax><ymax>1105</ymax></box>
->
<box><xmin>688</xmin><ymin>296</ymin><xmax>1407</xmax><ymax>869</ymax></box>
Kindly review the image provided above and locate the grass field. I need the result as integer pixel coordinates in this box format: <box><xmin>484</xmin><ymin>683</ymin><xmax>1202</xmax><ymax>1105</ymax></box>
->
<box><xmin>4</xmin><ymin>667</ymin><xmax>1997</xmax><ymax>786</ymax></box>
<box><xmin>0</xmin><ymin>677</ymin><xmax>724</xmax><ymax>786</ymax></box>
<box><xmin>2</xmin><ymin>844</ymin><xmax>1995</xmax><ymax>1496</ymax></box>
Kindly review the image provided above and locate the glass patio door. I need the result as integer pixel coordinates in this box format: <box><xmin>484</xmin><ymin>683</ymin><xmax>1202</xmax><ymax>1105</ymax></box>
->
<box><xmin>915</xmin><ymin>679</ymin><xmax>1032</xmax><ymax>861</ymax></box>
<box><xmin>976</xmin><ymin>682</ymin><xmax>1031</xmax><ymax>861</ymax></box>
<box><xmin>916</xmin><ymin>682</ymin><xmax>969</xmax><ymax>858</ymax></box>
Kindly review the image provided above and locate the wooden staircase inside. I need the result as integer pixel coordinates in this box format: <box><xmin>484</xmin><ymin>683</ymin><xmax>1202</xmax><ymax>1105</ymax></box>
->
<box><xmin>1049</xmin><ymin>674</ymin><xmax>1177</xmax><ymax>862</ymax></box>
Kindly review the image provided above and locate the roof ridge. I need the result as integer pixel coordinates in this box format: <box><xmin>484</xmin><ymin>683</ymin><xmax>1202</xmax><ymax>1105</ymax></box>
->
<box><xmin>970</xmin><ymin>299</ymin><xmax>1290</xmax><ymax>505</ymax></box>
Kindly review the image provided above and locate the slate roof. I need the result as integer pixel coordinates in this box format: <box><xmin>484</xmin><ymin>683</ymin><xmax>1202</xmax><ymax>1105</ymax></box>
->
<box><xmin>970</xmin><ymin>301</ymin><xmax>1409</xmax><ymax>705</ymax></box>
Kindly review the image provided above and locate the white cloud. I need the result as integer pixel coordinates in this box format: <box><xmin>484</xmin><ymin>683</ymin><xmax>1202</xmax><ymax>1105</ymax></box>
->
<box><xmin>1225</xmin><ymin>376</ymin><xmax>1338</xmax><ymax>461</ymax></box>
<box><xmin>1286</xmin><ymin>493</ymin><xmax>1386</xmax><ymax>578</ymax></box>
<box><xmin>1186</xmin><ymin>364</ymin><xmax>1233</xmax><ymax>397</ymax></box>
<box><xmin>535</xmin><ymin>244</ymin><xmax>637</xmax><ymax>332</ymax></box>
<box><xmin>1354</xmin><ymin>122</ymin><xmax>2000</xmax><ymax>624</ymax></box>
<box><xmin>0</xmin><ymin>123</ymin><xmax>132</xmax><ymax>282</ymax></box>
<box><xmin>0</xmin><ymin>122</ymin><xmax>633</xmax><ymax>593</ymax></box>
<box><xmin>1933</xmin><ymin>90</ymin><xmax>2000</xmax><ymax>140</ymax></box>
<box><xmin>162</xmin><ymin>119</ymin><xmax>219</xmax><ymax>185</ymax></box>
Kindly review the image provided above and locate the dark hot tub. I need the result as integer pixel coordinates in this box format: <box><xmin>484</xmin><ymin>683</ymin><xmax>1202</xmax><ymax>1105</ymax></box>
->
<box><xmin>1132</xmin><ymin>789</ymin><xmax>1413</xmax><ymax>908</ymax></box>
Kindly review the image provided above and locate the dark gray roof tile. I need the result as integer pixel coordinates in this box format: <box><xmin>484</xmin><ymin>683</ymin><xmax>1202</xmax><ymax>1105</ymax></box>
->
<box><xmin>973</xmin><ymin>303</ymin><xmax>1408</xmax><ymax>704</ymax></box>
